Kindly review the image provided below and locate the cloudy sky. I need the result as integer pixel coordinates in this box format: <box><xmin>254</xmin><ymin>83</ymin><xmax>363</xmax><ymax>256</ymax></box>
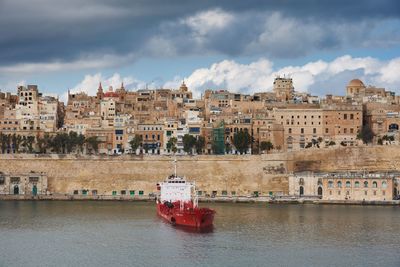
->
<box><xmin>0</xmin><ymin>0</ymin><xmax>399</xmax><ymax>100</ymax></box>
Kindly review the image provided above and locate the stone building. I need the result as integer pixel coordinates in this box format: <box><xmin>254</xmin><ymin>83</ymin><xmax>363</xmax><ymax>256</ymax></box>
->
<box><xmin>290</xmin><ymin>171</ymin><xmax>397</xmax><ymax>201</ymax></box>
<box><xmin>0</xmin><ymin>171</ymin><xmax>47</xmax><ymax>195</ymax></box>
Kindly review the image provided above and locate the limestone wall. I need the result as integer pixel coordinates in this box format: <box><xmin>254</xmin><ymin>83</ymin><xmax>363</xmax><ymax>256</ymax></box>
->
<box><xmin>1</xmin><ymin>146</ymin><xmax>400</xmax><ymax>197</ymax></box>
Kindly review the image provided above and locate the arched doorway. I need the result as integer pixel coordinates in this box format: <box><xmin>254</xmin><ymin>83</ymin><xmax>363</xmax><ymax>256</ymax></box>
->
<box><xmin>299</xmin><ymin>186</ymin><xmax>304</xmax><ymax>196</ymax></box>
<box><xmin>13</xmin><ymin>185</ymin><xmax>19</xmax><ymax>195</ymax></box>
<box><xmin>32</xmin><ymin>185</ymin><xmax>37</xmax><ymax>196</ymax></box>
<box><xmin>318</xmin><ymin>187</ymin><xmax>323</xmax><ymax>196</ymax></box>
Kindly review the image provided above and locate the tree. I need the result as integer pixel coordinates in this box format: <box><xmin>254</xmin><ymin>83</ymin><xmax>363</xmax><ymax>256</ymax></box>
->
<box><xmin>0</xmin><ymin>133</ymin><xmax>6</xmax><ymax>153</ymax></box>
<box><xmin>195</xmin><ymin>136</ymin><xmax>205</xmax><ymax>154</ymax></box>
<box><xmin>167</xmin><ymin>137</ymin><xmax>177</xmax><ymax>154</ymax></box>
<box><xmin>328</xmin><ymin>141</ymin><xmax>336</xmax><ymax>146</ymax></box>
<box><xmin>11</xmin><ymin>134</ymin><xmax>22</xmax><ymax>153</ymax></box>
<box><xmin>51</xmin><ymin>133</ymin><xmax>69</xmax><ymax>153</ymax></box>
<box><xmin>85</xmin><ymin>136</ymin><xmax>101</xmax><ymax>154</ymax></box>
<box><xmin>129</xmin><ymin>135</ymin><xmax>142</xmax><ymax>155</ymax></box>
<box><xmin>22</xmin><ymin>136</ymin><xmax>35</xmax><ymax>153</ymax></box>
<box><xmin>260</xmin><ymin>141</ymin><xmax>274</xmax><ymax>153</ymax></box>
<box><xmin>225</xmin><ymin>142</ymin><xmax>232</xmax><ymax>154</ymax></box>
<box><xmin>183</xmin><ymin>134</ymin><xmax>196</xmax><ymax>154</ymax></box>
<box><xmin>37</xmin><ymin>133</ymin><xmax>52</xmax><ymax>154</ymax></box>
<box><xmin>233</xmin><ymin>130</ymin><xmax>251</xmax><ymax>154</ymax></box>
<box><xmin>357</xmin><ymin>125</ymin><xmax>374</xmax><ymax>144</ymax></box>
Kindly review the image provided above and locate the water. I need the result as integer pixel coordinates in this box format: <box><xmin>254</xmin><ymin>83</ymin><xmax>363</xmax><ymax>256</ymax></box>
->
<box><xmin>0</xmin><ymin>201</ymin><xmax>398</xmax><ymax>267</ymax></box>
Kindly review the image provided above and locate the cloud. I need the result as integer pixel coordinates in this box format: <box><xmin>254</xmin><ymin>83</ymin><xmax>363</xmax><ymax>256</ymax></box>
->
<box><xmin>0</xmin><ymin>54</ymin><xmax>137</xmax><ymax>75</ymax></box>
<box><xmin>163</xmin><ymin>55</ymin><xmax>400</xmax><ymax>98</ymax></box>
<box><xmin>0</xmin><ymin>2</ymin><xmax>399</xmax><ymax>67</ymax></box>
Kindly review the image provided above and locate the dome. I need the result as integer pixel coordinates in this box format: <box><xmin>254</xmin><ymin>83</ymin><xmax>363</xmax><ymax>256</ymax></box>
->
<box><xmin>347</xmin><ymin>79</ymin><xmax>365</xmax><ymax>87</ymax></box>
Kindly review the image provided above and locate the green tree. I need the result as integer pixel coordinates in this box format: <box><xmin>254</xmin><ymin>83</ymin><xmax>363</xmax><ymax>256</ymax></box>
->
<box><xmin>357</xmin><ymin>125</ymin><xmax>374</xmax><ymax>144</ymax></box>
<box><xmin>0</xmin><ymin>133</ymin><xmax>8</xmax><ymax>153</ymax></box>
<box><xmin>11</xmin><ymin>134</ymin><xmax>22</xmax><ymax>153</ymax></box>
<box><xmin>167</xmin><ymin>137</ymin><xmax>177</xmax><ymax>154</ymax></box>
<box><xmin>260</xmin><ymin>141</ymin><xmax>274</xmax><ymax>153</ymax></box>
<box><xmin>195</xmin><ymin>136</ymin><xmax>205</xmax><ymax>154</ymax></box>
<box><xmin>22</xmin><ymin>136</ymin><xmax>35</xmax><ymax>153</ymax></box>
<box><xmin>183</xmin><ymin>134</ymin><xmax>196</xmax><ymax>154</ymax></box>
<box><xmin>51</xmin><ymin>133</ymin><xmax>69</xmax><ymax>153</ymax></box>
<box><xmin>129</xmin><ymin>135</ymin><xmax>142</xmax><ymax>155</ymax></box>
<box><xmin>225</xmin><ymin>142</ymin><xmax>232</xmax><ymax>154</ymax></box>
<box><xmin>85</xmin><ymin>136</ymin><xmax>102</xmax><ymax>154</ymax></box>
<box><xmin>37</xmin><ymin>133</ymin><xmax>52</xmax><ymax>154</ymax></box>
<box><xmin>233</xmin><ymin>130</ymin><xmax>251</xmax><ymax>154</ymax></box>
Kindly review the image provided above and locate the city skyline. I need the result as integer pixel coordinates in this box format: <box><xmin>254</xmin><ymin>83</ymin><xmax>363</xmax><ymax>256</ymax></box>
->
<box><xmin>0</xmin><ymin>0</ymin><xmax>399</xmax><ymax>99</ymax></box>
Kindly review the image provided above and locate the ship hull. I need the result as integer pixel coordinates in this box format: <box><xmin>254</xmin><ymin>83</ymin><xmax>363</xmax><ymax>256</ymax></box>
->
<box><xmin>157</xmin><ymin>201</ymin><xmax>215</xmax><ymax>229</ymax></box>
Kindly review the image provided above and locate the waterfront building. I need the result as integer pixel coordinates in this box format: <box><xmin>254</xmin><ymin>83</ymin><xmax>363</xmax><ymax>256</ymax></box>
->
<box><xmin>289</xmin><ymin>171</ymin><xmax>397</xmax><ymax>201</ymax></box>
<box><xmin>0</xmin><ymin>171</ymin><xmax>47</xmax><ymax>195</ymax></box>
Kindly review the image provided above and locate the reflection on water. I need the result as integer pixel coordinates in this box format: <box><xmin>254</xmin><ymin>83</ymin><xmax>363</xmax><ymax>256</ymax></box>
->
<box><xmin>0</xmin><ymin>201</ymin><xmax>399</xmax><ymax>267</ymax></box>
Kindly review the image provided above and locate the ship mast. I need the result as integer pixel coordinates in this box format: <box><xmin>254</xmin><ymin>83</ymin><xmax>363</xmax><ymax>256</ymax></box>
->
<box><xmin>174</xmin><ymin>157</ymin><xmax>177</xmax><ymax>177</ymax></box>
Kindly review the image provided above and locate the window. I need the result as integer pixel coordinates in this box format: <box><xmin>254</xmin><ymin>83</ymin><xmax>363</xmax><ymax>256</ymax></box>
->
<box><xmin>344</xmin><ymin>114</ymin><xmax>348</xmax><ymax>120</ymax></box>
<box><xmin>355</xmin><ymin>181</ymin><xmax>360</xmax><ymax>188</ymax></box>
<box><xmin>121</xmin><ymin>190</ymin><xmax>126</xmax><ymax>195</ymax></box>
<box><xmin>373</xmin><ymin>191</ymin><xmax>376</xmax><ymax>196</ymax></box>
<box><xmin>73</xmin><ymin>190</ymin><xmax>79</xmax><ymax>195</ymax></box>
<box><xmin>382</xmin><ymin>181</ymin><xmax>387</xmax><ymax>189</ymax></box>
<box><xmin>325</xmin><ymin>128</ymin><xmax>329</xmax><ymax>134</ymax></box>
<box><xmin>112</xmin><ymin>191</ymin><xmax>117</xmax><ymax>196</ymax></box>
<box><xmin>130</xmin><ymin>190</ymin><xmax>135</xmax><ymax>196</ymax></box>
<box><xmin>350</xmin><ymin>114</ymin><xmax>354</xmax><ymax>120</ymax></box>
<box><xmin>364</xmin><ymin>191</ymin><xmax>367</xmax><ymax>195</ymax></box>
<box><xmin>301</xmin><ymin>128</ymin><xmax>304</xmax><ymax>134</ymax></box>
<box><xmin>222</xmin><ymin>190</ymin><xmax>227</xmax><ymax>196</ymax></box>
<box><xmin>0</xmin><ymin>176</ymin><xmax>4</xmax><ymax>185</ymax></box>
<box><xmin>231</xmin><ymin>191</ymin><xmax>236</xmax><ymax>196</ymax></box>
<box><xmin>345</xmin><ymin>181</ymin><xmax>351</xmax><ymax>188</ymax></box>
<box><xmin>337</xmin><ymin>181</ymin><xmax>342</xmax><ymax>188</ymax></box>
<box><xmin>288</xmin><ymin>128</ymin><xmax>292</xmax><ymax>134</ymax></box>
<box><xmin>372</xmin><ymin>181</ymin><xmax>377</xmax><ymax>188</ymax></box>
<box><xmin>364</xmin><ymin>181</ymin><xmax>368</xmax><ymax>188</ymax></box>
<box><xmin>139</xmin><ymin>190</ymin><xmax>144</xmax><ymax>195</ymax></box>
<box><xmin>328</xmin><ymin>181</ymin><xmax>333</xmax><ymax>188</ymax></box>
<box><xmin>92</xmin><ymin>190</ymin><xmax>97</xmax><ymax>195</ymax></box>
<box><xmin>313</xmin><ymin>128</ymin><xmax>316</xmax><ymax>134</ymax></box>
<box><xmin>197</xmin><ymin>191</ymin><xmax>202</xmax><ymax>196</ymax></box>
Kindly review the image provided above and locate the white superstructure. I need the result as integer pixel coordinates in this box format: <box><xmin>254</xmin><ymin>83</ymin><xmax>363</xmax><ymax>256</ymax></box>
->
<box><xmin>159</xmin><ymin>175</ymin><xmax>193</xmax><ymax>203</ymax></box>
<box><xmin>158</xmin><ymin>159</ymin><xmax>198</xmax><ymax>206</ymax></box>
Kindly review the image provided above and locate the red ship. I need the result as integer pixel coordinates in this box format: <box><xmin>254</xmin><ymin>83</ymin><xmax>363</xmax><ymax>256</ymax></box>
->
<box><xmin>156</xmin><ymin>161</ymin><xmax>215</xmax><ymax>229</ymax></box>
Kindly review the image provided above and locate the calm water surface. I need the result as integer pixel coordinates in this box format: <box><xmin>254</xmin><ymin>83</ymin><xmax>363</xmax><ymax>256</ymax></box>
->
<box><xmin>0</xmin><ymin>201</ymin><xmax>399</xmax><ymax>267</ymax></box>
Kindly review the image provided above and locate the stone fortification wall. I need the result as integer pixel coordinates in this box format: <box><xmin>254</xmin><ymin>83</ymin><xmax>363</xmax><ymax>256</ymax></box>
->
<box><xmin>1</xmin><ymin>146</ymin><xmax>399</xmax><ymax>197</ymax></box>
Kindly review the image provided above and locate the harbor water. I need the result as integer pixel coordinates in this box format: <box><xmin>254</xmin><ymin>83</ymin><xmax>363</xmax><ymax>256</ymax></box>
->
<box><xmin>0</xmin><ymin>201</ymin><xmax>399</xmax><ymax>266</ymax></box>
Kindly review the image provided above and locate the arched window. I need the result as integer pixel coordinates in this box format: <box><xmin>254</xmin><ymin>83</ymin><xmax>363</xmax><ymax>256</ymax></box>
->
<box><xmin>317</xmin><ymin>178</ymin><xmax>322</xmax><ymax>186</ymax></box>
<box><xmin>328</xmin><ymin>181</ymin><xmax>333</xmax><ymax>188</ymax></box>
<box><xmin>382</xmin><ymin>181</ymin><xmax>387</xmax><ymax>189</ymax></box>
<box><xmin>337</xmin><ymin>181</ymin><xmax>342</xmax><ymax>188</ymax></box>
<box><xmin>355</xmin><ymin>181</ymin><xmax>360</xmax><ymax>188</ymax></box>
<box><xmin>364</xmin><ymin>181</ymin><xmax>368</xmax><ymax>188</ymax></box>
<box><xmin>345</xmin><ymin>181</ymin><xmax>351</xmax><ymax>188</ymax></box>
<box><xmin>372</xmin><ymin>181</ymin><xmax>378</xmax><ymax>188</ymax></box>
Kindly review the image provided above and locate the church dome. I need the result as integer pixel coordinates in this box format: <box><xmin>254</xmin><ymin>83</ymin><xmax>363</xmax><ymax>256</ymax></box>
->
<box><xmin>347</xmin><ymin>79</ymin><xmax>365</xmax><ymax>87</ymax></box>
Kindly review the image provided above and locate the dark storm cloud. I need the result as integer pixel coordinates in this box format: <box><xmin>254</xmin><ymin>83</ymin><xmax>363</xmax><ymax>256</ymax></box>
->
<box><xmin>0</xmin><ymin>0</ymin><xmax>399</xmax><ymax>67</ymax></box>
